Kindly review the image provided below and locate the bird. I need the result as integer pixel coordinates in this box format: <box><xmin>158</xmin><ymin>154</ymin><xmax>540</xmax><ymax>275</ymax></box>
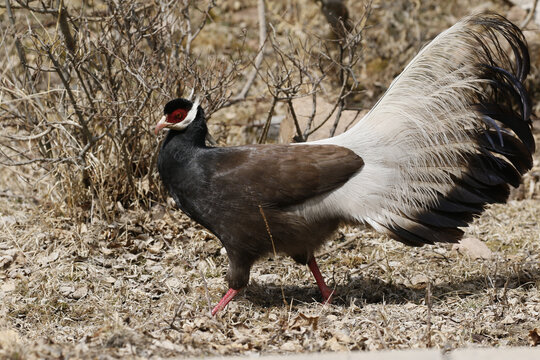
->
<box><xmin>155</xmin><ymin>13</ymin><xmax>535</xmax><ymax>316</ymax></box>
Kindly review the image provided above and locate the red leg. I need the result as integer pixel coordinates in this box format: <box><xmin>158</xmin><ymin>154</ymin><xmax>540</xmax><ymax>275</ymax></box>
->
<box><xmin>211</xmin><ymin>288</ymin><xmax>240</xmax><ymax>316</ymax></box>
<box><xmin>307</xmin><ymin>257</ymin><xmax>334</xmax><ymax>303</ymax></box>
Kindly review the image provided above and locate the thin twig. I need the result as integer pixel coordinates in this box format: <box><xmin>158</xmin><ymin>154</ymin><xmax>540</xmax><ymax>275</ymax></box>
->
<box><xmin>287</xmin><ymin>98</ymin><xmax>305</xmax><ymax>142</ymax></box>
<box><xmin>317</xmin><ymin>236</ymin><xmax>357</xmax><ymax>257</ymax></box>
<box><xmin>304</xmin><ymin>81</ymin><xmax>347</xmax><ymax>138</ymax></box>
<box><xmin>2</xmin><ymin>127</ymin><xmax>53</xmax><ymax>141</ymax></box>
<box><xmin>329</xmin><ymin>98</ymin><xmax>345</xmax><ymax>137</ymax></box>
<box><xmin>258</xmin><ymin>205</ymin><xmax>287</xmax><ymax>306</ymax></box>
<box><xmin>520</xmin><ymin>0</ymin><xmax>538</xmax><ymax>29</ymax></box>
<box><xmin>257</xmin><ymin>96</ymin><xmax>277</xmax><ymax>144</ymax></box>
<box><xmin>232</xmin><ymin>0</ymin><xmax>267</xmax><ymax>101</ymax></box>
<box><xmin>5</xmin><ymin>0</ymin><xmax>35</xmax><ymax>93</ymax></box>
<box><xmin>44</xmin><ymin>44</ymin><xmax>93</xmax><ymax>144</ymax></box>
<box><xmin>303</xmin><ymin>92</ymin><xmax>318</xmax><ymax>140</ymax></box>
<box><xmin>164</xmin><ymin>300</ymin><xmax>185</xmax><ymax>332</ymax></box>
<box><xmin>198</xmin><ymin>269</ymin><xmax>213</xmax><ymax>316</ymax></box>
<box><xmin>184</xmin><ymin>1</ymin><xmax>216</xmax><ymax>55</ymax></box>
<box><xmin>425</xmin><ymin>280</ymin><xmax>432</xmax><ymax>348</ymax></box>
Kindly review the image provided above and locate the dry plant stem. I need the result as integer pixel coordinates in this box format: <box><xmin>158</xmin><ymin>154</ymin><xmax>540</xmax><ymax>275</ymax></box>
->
<box><xmin>425</xmin><ymin>280</ymin><xmax>432</xmax><ymax>348</ymax></box>
<box><xmin>258</xmin><ymin>205</ymin><xmax>287</xmax><ymax>306</ymax></box>
<box><xmin>317</xmin><ymin>236</ymin><xmax>356</xmax><ymax>257</ymax></box>
<box><xmin>198</xmin><ymin>268</ymin><xmax>213</xmax><ymax>316</ymax></box>
<box><xmin>287</xmin><ymin>98</ymin><xmax>305</xmax><ymax>142</ymax></box>
<box><xmin>166</xmin><ymin>301</ymin><xmax>185</xmax><ymax>332</ymax></box>
<box><xmin>258</xmin><ymin>97</ymin><xmax>278</xmax><ymax>144</ymax></box>
<box><xmin>304</xmin><ymin>79</ymin><xmax>348</xmax><ymax>138</ymax></box>
<box><xmin>5</xmin><ymin>0</ymin><xmax>29</xmax><ymax>83</ymax></box>
<box><xmin>303</xmin><ymin>92</ymin><xmax>318</xmax><ymax>139</ymax></box>
<box><xmin>4</xmin><ymin>0</ymin><xmax>50</xmax><ymax>159</ymax></box>
<box><xmin>329</xmin><ymin>98</ymin><xmax>345</xmax><ymax>137</ymax></box>
<box><xmin>183</xmin><ymin>1</ymin><xmax>216</xmax><ymax>56</ymax></box>
<box><xmin>233</xmin><ymin>0</ymin><xmax>267</xmax><ymax>101</ymax></box>
<box><xmin>56</xmin><ymin>0</ymin><xmax>76</xmax><ymax>54</ymax></box>
<box><xmin>45</xmin><ymin>46</ymin><xmax>93</xmax><ymax>145</ymax></box>
<box><xmin>520</xmin><ymin>0</ymin><xmax>538</xmax><ymax>29</ymax></box>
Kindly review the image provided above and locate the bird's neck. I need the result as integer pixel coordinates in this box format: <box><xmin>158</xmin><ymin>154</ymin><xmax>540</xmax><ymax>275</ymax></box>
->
<box><xmin>164</xmin><ymin>116</ymin><xmax>208</xmax><ymax>149</ymax></box>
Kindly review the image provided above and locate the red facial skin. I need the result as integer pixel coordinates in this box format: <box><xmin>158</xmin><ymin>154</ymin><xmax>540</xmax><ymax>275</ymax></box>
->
<box><xmin>154</xmin><ymin>108</ymin><xmax>188</xmax><ymax>134</ymax></box>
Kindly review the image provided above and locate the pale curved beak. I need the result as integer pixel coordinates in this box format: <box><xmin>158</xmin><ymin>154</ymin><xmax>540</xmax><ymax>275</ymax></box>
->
<box><xmin>154</xmin><ymin>115</ymin><xmax>168</xmax><ymax>135</ymax></box>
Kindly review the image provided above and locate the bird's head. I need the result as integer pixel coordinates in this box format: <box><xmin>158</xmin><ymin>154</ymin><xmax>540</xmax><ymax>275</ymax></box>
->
<box><xmin>154</xmin><ymin>97</ymin><xmax>201</xmax><ymax>135</ymax></box>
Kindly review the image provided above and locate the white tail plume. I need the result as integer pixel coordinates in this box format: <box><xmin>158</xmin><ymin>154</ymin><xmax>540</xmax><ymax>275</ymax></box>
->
<box><xmin>297</xmin><ymin>13</ymin><xmax>534</xmax><ymax>245</ymax></box>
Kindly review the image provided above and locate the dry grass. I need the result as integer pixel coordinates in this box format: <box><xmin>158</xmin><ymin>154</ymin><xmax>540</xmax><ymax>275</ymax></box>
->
<box><xmin>1</xmin><ymin>0</ymin><xmax>540</xmax><ymax>358</ymax></box>
<box><xmin>0</xmin><ymin>180</ymin><xmax>539</xmax><ymax>358</ymax></box>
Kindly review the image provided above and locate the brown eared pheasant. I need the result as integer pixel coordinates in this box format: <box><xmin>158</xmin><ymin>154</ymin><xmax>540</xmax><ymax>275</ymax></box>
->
<box><xmin>155</xmin><ymin>14</ymin><xmax>535</xmax><ymax>315</ymax></box>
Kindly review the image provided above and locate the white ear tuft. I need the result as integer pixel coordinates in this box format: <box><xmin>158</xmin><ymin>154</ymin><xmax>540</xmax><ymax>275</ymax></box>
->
<box><xmin>187</xmin><ymin>88</ymin><xmax>195</xmax><ymax>101</ymax></box>
<box><xmin>184</xmin><ymin>96</ymin><xmax>201</xmax><ymax>124</ymax></box>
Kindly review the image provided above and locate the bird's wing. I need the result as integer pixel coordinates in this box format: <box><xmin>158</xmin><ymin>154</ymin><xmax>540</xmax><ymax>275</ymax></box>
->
<box><xmin>302</xmin><ymin>14</ymin><xmax>534</xmax><ymax>246</ymax></box>
<box><xmin>203</xmin><ymin>144</ymin><xmax>364</xmax><ymax>207</ymax></box>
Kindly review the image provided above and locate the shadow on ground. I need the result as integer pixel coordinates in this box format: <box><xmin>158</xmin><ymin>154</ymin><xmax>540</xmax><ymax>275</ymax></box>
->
<box><xmin>244</xmin><ymin>264</ymin><xmax>540</xmax><ymax>309</ymax></box>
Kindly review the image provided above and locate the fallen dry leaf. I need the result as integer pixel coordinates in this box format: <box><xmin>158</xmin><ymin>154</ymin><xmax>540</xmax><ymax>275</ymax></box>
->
<box><xmin>37</xmin><ymin>250</ymin><xmax>60</xmax><ymax>266</ymax></box>
<box><xmin>529</xmin><ymin>328</ymin><xmax>540</xmax><ymax>346</ymax></box>
<box><xmin>72</xmin><ymin>286</ymin><xmax>88</xmax><ymax>300</ymax></box>
<box><xmin>289</xmin><ymin>313</ymin><xmax>319</xmax><ymax>331</ymax></box>
<box><xmin>410</xmin><ymin>274</ymin><xmax>429</xmax><ymax>287</ymax></box>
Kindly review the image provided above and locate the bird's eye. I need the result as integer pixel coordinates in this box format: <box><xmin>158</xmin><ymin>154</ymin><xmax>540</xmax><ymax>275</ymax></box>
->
<box><xmin>168</xmin><ymin>109</ymin><xmax>187</xmax><ymax>123</ymax></box>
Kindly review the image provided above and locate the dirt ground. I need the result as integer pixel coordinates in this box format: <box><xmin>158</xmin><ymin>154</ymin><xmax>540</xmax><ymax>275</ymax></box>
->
<box><xmin>1</xmin><ymin>0</ymin><xmax>540</xmax><ymax>358</ymax></box>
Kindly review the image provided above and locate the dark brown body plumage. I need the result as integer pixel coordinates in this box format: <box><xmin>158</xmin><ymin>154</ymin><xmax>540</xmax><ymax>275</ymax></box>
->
<box><xmin>156</xmin><ymin>14</ymin><xmax>535</xmax><ymax>314</ymax></box>
<box><xmin>158</xmin><ymin>121</ymin><xmax>363</xmax><ymax>289</ymax></box>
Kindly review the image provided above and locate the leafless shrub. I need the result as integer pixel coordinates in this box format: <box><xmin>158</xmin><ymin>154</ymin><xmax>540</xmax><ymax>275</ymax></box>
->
<box><xmin>259</xmin><ymin>1</ymin><xmax>371</xmax><ymax>143</ymax></box>
<box><xmin>0</xmin><ymin>0</ymin><xmax>246</xmax><ymax>220</ymax></box>
<box><xmin>0</xmin><ymin>0</ymin><xmax>371</xmax><ymax>220</ymax></box>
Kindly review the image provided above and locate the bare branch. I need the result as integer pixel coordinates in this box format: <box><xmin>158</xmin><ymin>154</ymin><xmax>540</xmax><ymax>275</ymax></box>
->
<box><xmin>520</xmin><ymin>0</ymin><xmax>538</xmax><ymax>29</ymax></box>
<box><xmin>258</xmin><ymin>96</ymin><xmax>278</xmax><ymax>144</ymax></box>
<box><xmin>232</xmin><ymin>0</ymin><xmax>267</xmax><ymax>101</ymax></box>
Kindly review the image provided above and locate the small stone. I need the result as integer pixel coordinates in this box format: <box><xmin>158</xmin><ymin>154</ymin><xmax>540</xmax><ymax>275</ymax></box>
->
<box><xmin>452</xmin><ymin>237</ymin><xmax>493</xmax><ymax>259</ymax></box>
<box><xmin>0</xmin><ymin>255</ymin><xmax>14</xmax><ymax>269</ymax></box>
<box><xmin>280</xmin><ymin>341</ymin><xmax>300</xmax><ymax>351</ymax></box>
<box><xmin>1</xmin><ymin>280</ymin><xmax>16</xmax><ymax>293</ymax></box>
<box><xmin>72</xmin><ymin>286</ymin><xmax>88</xmax><ymax>300</ymax></box>
<box><xmin>502</xmin><ymin>315</ymin><xmax>515</xmax><ymax>325</ymax></box>
<box><xmin>0</xmin><ymin>329</ymin><xmax>19</xmax><ymax>349</ymax></box>
<box><xmin>59</xmin><ymin>286</ymin><xmax>74</xmax><ymax>297</ymax></box>
<box><xmin>0</xmin><ymin>216</ymin><xmax>17</xmax><ymax>226</ymax></box>
<box><xmin>165</xmin><ymin>277</ymin><xmax>185</xmax><ymax>289</ymax></box>
<box><xmin>411</xmin><ymin>274</ymin><xmax>429</xmax><ymax>286</ymax></box>
<box><xmin>256</xmin><ymin>274</ymin><xmax>280</xmax><ymax>285</ymax></box>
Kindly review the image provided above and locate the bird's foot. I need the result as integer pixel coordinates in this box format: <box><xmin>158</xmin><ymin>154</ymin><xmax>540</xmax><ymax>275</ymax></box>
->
<box><xmin>211</xmin><ymin>288</ymin><xmax>240</xmax><ymax>316</ymax></box>
<box><xmin>320</xmin><ymin>285</ymin><xmax>335</xmax><ymax>304</ymax></box>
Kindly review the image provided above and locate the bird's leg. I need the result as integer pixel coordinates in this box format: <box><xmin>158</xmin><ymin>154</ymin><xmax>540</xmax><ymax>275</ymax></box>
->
<box><xmin>307</xmin><ymin>257</ymin><xmax>334</xmax><ymax>303</ymax></box>
<box><xmin>211</xmin><ymin>288</ymin><xmax>241</xmax><ymax>316</ymax></box>
<box><xmin>212</xmin><ymin>250</ymin><xmax>251</xmax><ymax>316</ymax></box>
